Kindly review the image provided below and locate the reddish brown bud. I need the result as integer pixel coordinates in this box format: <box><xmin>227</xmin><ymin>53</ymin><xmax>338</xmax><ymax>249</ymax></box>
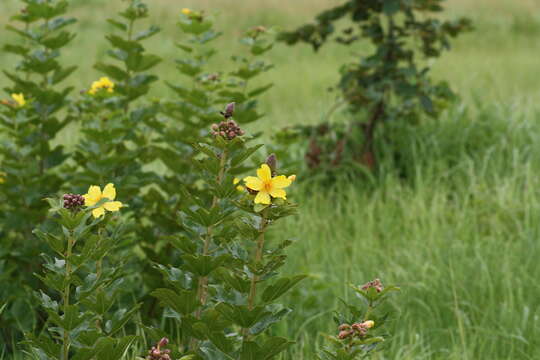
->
<box><xmin>158</xmin><ymin>338</ymin><xmax>168</xmax><ymax>348</ymax></box>
<box><xmin>338</xmin><ymin>330</ymin><xmax>352</xmax><ymax>339</ymax></box>
<box><xmin>265</xmin><ymin>153</ymin><xmax>278</xmax><ymax>175</ymax></box>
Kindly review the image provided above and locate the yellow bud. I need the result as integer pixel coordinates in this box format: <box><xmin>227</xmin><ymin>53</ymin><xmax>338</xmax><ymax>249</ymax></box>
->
<box><xmin>181</xmin><ymin>8</ymin><xmax>191</xmax><ymax>15</ymax></box>
<box><xmin>288</xmin><ymin>174</ymin><xmax>296</xmax><ymax>182</ymax></box>
<box><xmin>363</xmin><ymin>320</ymin><xmax>375</xmax><ymax>329</ymax></box>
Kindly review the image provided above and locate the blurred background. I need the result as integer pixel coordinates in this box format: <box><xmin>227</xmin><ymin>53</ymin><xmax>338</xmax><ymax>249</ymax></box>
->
<box><xmin>2</xmin><ymin>0</ymin><xmax>540</xmax><ymax>359</ymax></box>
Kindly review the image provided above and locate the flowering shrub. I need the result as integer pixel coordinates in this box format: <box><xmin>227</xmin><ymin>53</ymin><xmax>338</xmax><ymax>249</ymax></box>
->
<box><xmin>0</xmin><ymin>0</ymin><xmax>78</xmax><ymax>344</ymax></box>
<box><xmin>319</xmin><ymin>279</ymin><xmax>399</xmax><ymax>359</ymax></box>
<box><xmin>26</xmin><ymin>187</ymin><xmax>138</xmax><ymax>359</ymax></box>
<box><xmin>147</xmin><ymin>104</ymin><xmax>303</xmax><ymax>358</ymax></box>
<box><xmin>0</xmin><ymin>1</ymin><xmax>403</xmax><ymax>358</ymax></box>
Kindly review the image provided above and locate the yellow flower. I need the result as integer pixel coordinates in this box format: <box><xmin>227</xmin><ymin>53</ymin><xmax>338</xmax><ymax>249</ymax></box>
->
<box><xmin>0</xmin><ymin>171</ymin><xmax>6</xmax><ymax>184</ymax></box>
<box><xmin>83</xmin><ymin>183</ymin><xmax>123</xmax><ymax>218</ymax></box>
<box><xmin>88</xmin><ymin>77</ymin><xmax>115</xmax><ymax>95</ymax></box>
<box><xmin>363</xmin><ymin>320</ymin><xmax>375</xmax><ymax>329</ymax></box>
<box><xmin>233</xmin><ymin>178</ymin><xmax>245</xmax><ymax>192</ymax></box>
<box><xmin>181</xmin><ymin>8</ymin><xmax>191</xmax><ymax>15</ymax></box>
<box><xmin>11</xmin><ymin>93</ymin><xmax>26</xmax><ymax>107</ymax></box>
<box><xmin>244</xmin><ymin>164</ymin><xmax>292</xmax><ymax>205</ymax></box>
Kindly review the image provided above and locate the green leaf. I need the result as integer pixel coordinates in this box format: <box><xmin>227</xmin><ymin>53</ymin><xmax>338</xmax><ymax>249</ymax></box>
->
<box><xmin>106</xmin><ymin>304</ymin><xmax>141</xmax><ymax>335</ymax></box>
<box><xmin>94</xmin><ymin>62</ymin><xmax>128</xmax><ymax>81</ymax></box>
<box><xmin>52</xmin><ymin>65</ymin><xmax>77</xmax><ymax>85</ymax></box>
<box><xmin>262</xmin><ymin>275</ymin><xmax>307</xmax><ymax>303</ymax></box>
<box><xmin>105</xmin><ymin>34</ymin><xmax>144</xmax><ymax>53</ymax></box>
<box><xmin>260</xmin><ymin>336</ymin><xmax>294</xmax><ymax>359</ymax></box>
<box><xmin>133</xmin><ymin>25</ymin><xmax>161</xmax><ymax>41</ymax></box>
<box><xmin>151</xmin><ymin>288</ymin><xmax>199</xmax><ymax>315</ymax></box>
<box><xmin>250</xmin><ymin>308</ymin><xmax>292</xmax><ymax>335</ymax></box>
<box><xmin>181</xmin><ymin>254</ymin><xmax>231</xmax><ymax>277</ymax></box>
<box><xmin>107</xmin><ymin>19</ymin><xmax>127</xmax><ymax>31</ymax></box>
<box><xmin>134</xmin><ymin>54</ymin><xmax>162</xmax><ymax>72</ymax></box>
<box><xmin>215</xmin><ymin>303</ymin><xmax>269</xmax><ymax>328</ymax></box>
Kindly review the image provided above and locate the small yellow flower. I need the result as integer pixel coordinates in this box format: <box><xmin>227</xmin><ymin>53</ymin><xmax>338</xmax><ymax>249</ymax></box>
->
<box><xmin>83</xmin><ymin>183</ymin><xmax>123</xmax><ymax>218</ymax></box>
<box><xmin>244</xmin><ymin>164</ymin><xmax>293</xmax><ymax>205</ymax></box>
<box><xmin>11</xmin><ymin>93</ymin><xmax>26</xmax><ymax>107</ymax></box>
<box><xmin>233</xmin><ymin>178</ymin><xmax>245</xmax><ymax>192</ymax></box>
<box><xmin>88</xmin><ymin>77</ymin><xmax>115</xmax><ymax>95</ymax></box>
<box><xmin>363</xmin><ymin>320</ymin><xmax>375</xmax><ymax>329</ymax></box>
<box><xmin>0</xmin><ymin>171</ymin><xmax>6</xmax><ymax>184</ymax></box>
<box><xmin>288</xmin><ymin>174</ymin><xmax>296</xmax><ymax>183</ymax></box>
<box><xmin>181</xmin><ymin>8</ymin><xmax>191</xmax><ymax>15</ymax></box>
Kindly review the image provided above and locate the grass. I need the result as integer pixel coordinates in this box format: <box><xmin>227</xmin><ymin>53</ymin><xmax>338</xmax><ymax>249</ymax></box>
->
<box><xmin>2</xmin><ymin>0</ymin><xmax>540</xmax><ymax>359</ymax></box>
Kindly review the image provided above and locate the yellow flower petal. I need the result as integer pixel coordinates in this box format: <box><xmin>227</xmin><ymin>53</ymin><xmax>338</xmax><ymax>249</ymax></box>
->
<box><xmin>288</xmin><ymin>175</ymin><xmax>296</xmax><ymax>182</ymax></box>
<box><xmin>84</xmin><ymin>185</ymin><xmax>102</xmax><ymax>206</ymax></box>
<box><xmin>271</xmin><ymin>175</ymin><xmax>291</xmax><ymax>189</ymax></box>
<box><xmin>257</xmin><ymin>164</ymin><xmax>272</xmax><ymax>182</ymax></box>
<box><xmin>233</xmin><ymin>178</ymin><xmax>240</xmax><ymax>185</ymax></box>
<box><xmin>102</xmin><ymin>183</ymin><xmax>116</xmax><ymax>200</ymax></box>
<box><xmin>11</xmin><ymin>93</ymin><xmax>25</xmax><ymax>107</ymax></box>
<box><xmin>103</xmin><ymin>201</ymin><xmax>123</xmax><ymax>212</ymax></box>
<box><xmin>254</xmin><ymin>191</ymin><xmax>271</xmax><ymax>205</ymax></box>
<box><xmin>92</xmin><ymin>207</ymin><xmax>105</xmax><ymax>218</ymax></box>
<box><xmin>244</xmin><ymin>176</ymin><xmax>263</xmax><ymax>191</ymax></box>
<box><xmin>269</xmin><ymin>188</ymin><xmax>287</xmax><ymax>199</ymax></box>
<box><xmin>236</xmin><ymin>185</ymin><xmax>245</xmax><ymax>192</ymax></box>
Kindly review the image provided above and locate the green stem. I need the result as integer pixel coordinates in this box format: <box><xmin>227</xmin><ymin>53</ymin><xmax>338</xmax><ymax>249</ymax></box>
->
<box><xmin>363</xmin><ymin>300</ymin><xmax>374</xmax><ymax>321</ymax></box>
<box><xmin>242</xmin><ymin>215</ymin><xmax>268</xmax><ymax>339</ymax></box>
<box><xmin>123</xmin><ymin>16</ymin><xmax>136</xmax><ymax>114</ymax></box>
<box><xmin>190</xmin><ymin>149</ymin><xmax>228</xmax><ymax>351</ymax></box>
<box><xmin>62</xmin><ymin>233</ymin><xmax>74</xmax><ymax>360</ymax></box>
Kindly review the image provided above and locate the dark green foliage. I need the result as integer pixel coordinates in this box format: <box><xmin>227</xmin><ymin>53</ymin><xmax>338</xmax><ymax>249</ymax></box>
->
<box><xmin>149</xmin><ymin>107</ymin><xmax>302</xmax><ymax>359</ymax></box>
<box><xmin>0</xmin><ymin>0</ymin><xmax>78</xmax><ymax>345</ymax></box>
<box><xmin>25</xmin><ymin>197</ymin><xmax>138</xmax><ymax>360</ymax></box>
<box><xmin>278</xmin><ymin>0</ymin><xmax>472</xmax><ymax>171</ymax></box>
<box><xmin>137</xmin><ymin>10</ymin><xmax>275</xmax><ymax>330</ymax></box>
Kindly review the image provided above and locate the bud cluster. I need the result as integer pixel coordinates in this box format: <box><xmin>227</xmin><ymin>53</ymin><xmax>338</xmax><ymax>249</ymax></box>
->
<box><xmin>211</xmin><ymin>119</ymin><xmax>245</xmax><ymax>140</ymax></box>
<box><xmin>63</xmin><ymin>194</ymin><xmax>85</xmax><ymax>210</ymax></box>
<box><xmin>361</xmin><ymin>278</ymin><xmax>383</xmax><ymax>292</ymax></box>
<box><xmin>146</xmin><ymin>338</ymin><xmax>171</xmax><ymax>360</ymax></box>
<box><xmin>337</xmin><ymin>320</ymin><xmax>375</xmax><ymax>339</ymax></box>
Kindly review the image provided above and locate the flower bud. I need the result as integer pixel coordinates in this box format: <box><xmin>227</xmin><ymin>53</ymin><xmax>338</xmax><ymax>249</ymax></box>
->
<box><xmin>223</xmin><ymin>102</ymin><xmax>235</xmax><ymax>118</ymax></box>
<box><xmin>338</xmin><ymin>330</ymin><xmax>352</xmax><ymax>339</ymax></box>
<box><xmin>363</xmin><ymin>320</ymin><xmax>375</xmax><ymax>329</ymax></box>
<box><xmin>265</xmin><ymin>154</ymin><xmax>278</xmax><ymax>175</ymax></box>
<box><xmin>158</xmin><ymin>337</ymin><xmax>169</xmax><ymax>348</ymax></box>
<box><xmin>211</xmin><ymin>124</ymin><xmax>219</xmax><ymax>131</ymax></box>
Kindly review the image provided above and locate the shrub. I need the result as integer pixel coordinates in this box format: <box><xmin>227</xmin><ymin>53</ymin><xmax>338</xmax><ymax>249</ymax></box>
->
<box><xmin>0</xmin><ymin>0</ymin><xmax>78</xmax><ymax>345</ymax></box>
<box><xmin>25</xmin><ymin>189</ymin><xmax>139</xmax><ymax>360</ymax></box>
<box><xmin>0</xmin><ymin>1</ymin><xmax>403</xmax><ymax>359</ymax></box>
<box><xmin>278</xmin><ymin>0</ymin><xmax>472</xmax><ymax>172</ymax></box>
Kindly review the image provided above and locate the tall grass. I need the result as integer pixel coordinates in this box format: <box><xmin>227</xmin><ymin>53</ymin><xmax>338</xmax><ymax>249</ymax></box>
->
<box><xmin>1</xmin><ymin>0</ymin><xmax>540</xmax><ymax>358</ymax></box>
<box><xmin>277</xmin><ymin>103</ymin><xmax>540</xmax><ymax>359</ymax></box>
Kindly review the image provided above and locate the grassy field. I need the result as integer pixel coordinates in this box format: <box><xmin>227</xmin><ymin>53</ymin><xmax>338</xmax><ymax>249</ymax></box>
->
<box><xmin>2</xmin><ymin>0</ymin><xmax>540</xmax><ymax>359</ymax></box>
